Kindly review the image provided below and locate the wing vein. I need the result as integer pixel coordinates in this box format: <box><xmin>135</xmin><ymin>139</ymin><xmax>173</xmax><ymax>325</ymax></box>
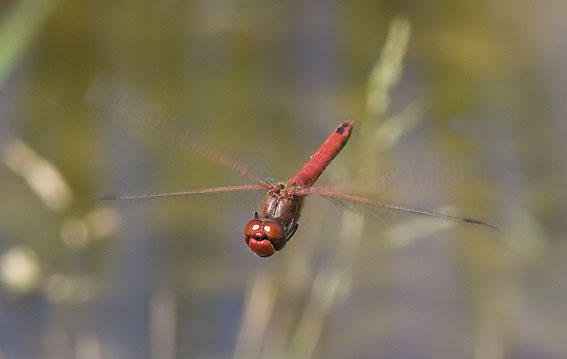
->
<box><xmin>304</xmin><ymin>188</ymin><xmax>497</xmax><ymax>230</ymax></box>
<box><xmin>101</xmin><ymin>184</ymin><xmax>268</xmax><ymax>201</ymax></box>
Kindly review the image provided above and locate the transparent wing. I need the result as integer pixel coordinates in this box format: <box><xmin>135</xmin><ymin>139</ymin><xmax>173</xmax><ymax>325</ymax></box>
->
<box><xmin>87</xmin><ymin>75</ymin><xmax>274</xmax><ymax>187</ymax></box>
<box><xmin>101</xmin><ymin>184</ymin><xmax>268</xmax><ymax>201</ymax></box>
<box><xmin>304</xmin><ymin>188</ymin><xmax>497</xmax><ymax>230</ymax></box>
<box><xmin>305</xmin><ymin>162</ymin><xmax>491</xmax><ymax>198</ymax></box>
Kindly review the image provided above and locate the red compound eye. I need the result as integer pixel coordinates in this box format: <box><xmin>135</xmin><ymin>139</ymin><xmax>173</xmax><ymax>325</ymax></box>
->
<box><xmin>244</xmin><ymin>219</ymin><xmax>262</xmax><ymax>244</ymax></box>
<box><xmin>263</xmin><ymin>221</ymin><xmax>286</xmax><ymax>251</ymax></box>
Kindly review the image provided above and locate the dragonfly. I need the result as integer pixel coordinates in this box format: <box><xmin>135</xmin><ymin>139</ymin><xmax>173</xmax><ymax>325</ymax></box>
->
<box><xmin>103</xmin><ymin>120</ymin><xmax>496</xmax><ymax>257</ymax></box>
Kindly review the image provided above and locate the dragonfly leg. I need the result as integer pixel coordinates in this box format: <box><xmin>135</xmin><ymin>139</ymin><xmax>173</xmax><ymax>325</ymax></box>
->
<box><xmin>286</xmin><ymin>222</ymin><xmax>299</xmax><ymax>242</ymax></box>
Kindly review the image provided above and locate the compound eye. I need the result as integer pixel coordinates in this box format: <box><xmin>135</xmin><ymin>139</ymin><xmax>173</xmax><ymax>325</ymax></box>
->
<box><xmin>244</xmin><ymin>219</ymin><xmax>263</xmax><ymax>244</ymax></box>
<box><xmin>263</xmin><ymin>221</ymin><xmax>286</xmax><ymax>250</ymax></box>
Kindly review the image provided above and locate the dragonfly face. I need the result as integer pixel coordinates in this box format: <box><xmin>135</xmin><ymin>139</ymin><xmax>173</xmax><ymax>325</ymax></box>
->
<box><xmin>244</xmin><ymin>217</ymin><xmax>287</xmax><ymax>257</ymax></box>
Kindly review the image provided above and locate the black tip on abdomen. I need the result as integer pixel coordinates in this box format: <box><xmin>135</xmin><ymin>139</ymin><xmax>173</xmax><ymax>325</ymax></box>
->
<box><xmin>337</xmin><ymin>122</ymin><xmax>352</xmax><ymax>134</ymax></box>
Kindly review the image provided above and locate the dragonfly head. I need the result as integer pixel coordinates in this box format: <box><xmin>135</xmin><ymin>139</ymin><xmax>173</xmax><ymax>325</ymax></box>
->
<box><xmin>244</xmin><ymin>218</ymin><xmax>286</xmax><ymax>257</ymax></box>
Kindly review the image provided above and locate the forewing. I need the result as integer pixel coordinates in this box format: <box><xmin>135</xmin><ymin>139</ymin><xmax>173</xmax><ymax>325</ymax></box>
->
<box><xmin>87</xmin><ymin>75</ymin><xmax>274</xmax><ymax>187</ymax></box>
<box><xmin>306</xmin><ymin>189</ymin><xmax>497</xmax><ymax>230</ymax></box>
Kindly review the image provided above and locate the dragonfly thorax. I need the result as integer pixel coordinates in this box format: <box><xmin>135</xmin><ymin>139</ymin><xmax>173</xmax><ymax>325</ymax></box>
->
<box><xmin>262</xmin><ymin>184</ymin><xmax>303</xmax><ymax>226</ymax></box>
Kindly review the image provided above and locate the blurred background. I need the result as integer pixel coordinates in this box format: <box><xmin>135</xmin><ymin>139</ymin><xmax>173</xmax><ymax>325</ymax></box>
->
<box><xmin>0</xmin><ymin>0</ymin><xmax>566</xmax><ymax>358</ymax></box>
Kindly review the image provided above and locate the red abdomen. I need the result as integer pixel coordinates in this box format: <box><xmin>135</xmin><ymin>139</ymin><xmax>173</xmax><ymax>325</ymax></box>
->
<box><xmin>287</xmin><ymin>121</ymin><xmax>354</xmax><ymax>188</ymax></box>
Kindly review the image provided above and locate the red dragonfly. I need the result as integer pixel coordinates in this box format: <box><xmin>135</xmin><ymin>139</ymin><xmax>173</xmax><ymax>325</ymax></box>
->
<box><xmin>104</xmin><ymin>121</ymin><xmax>495</xmax><ymax>257</ymax></box>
